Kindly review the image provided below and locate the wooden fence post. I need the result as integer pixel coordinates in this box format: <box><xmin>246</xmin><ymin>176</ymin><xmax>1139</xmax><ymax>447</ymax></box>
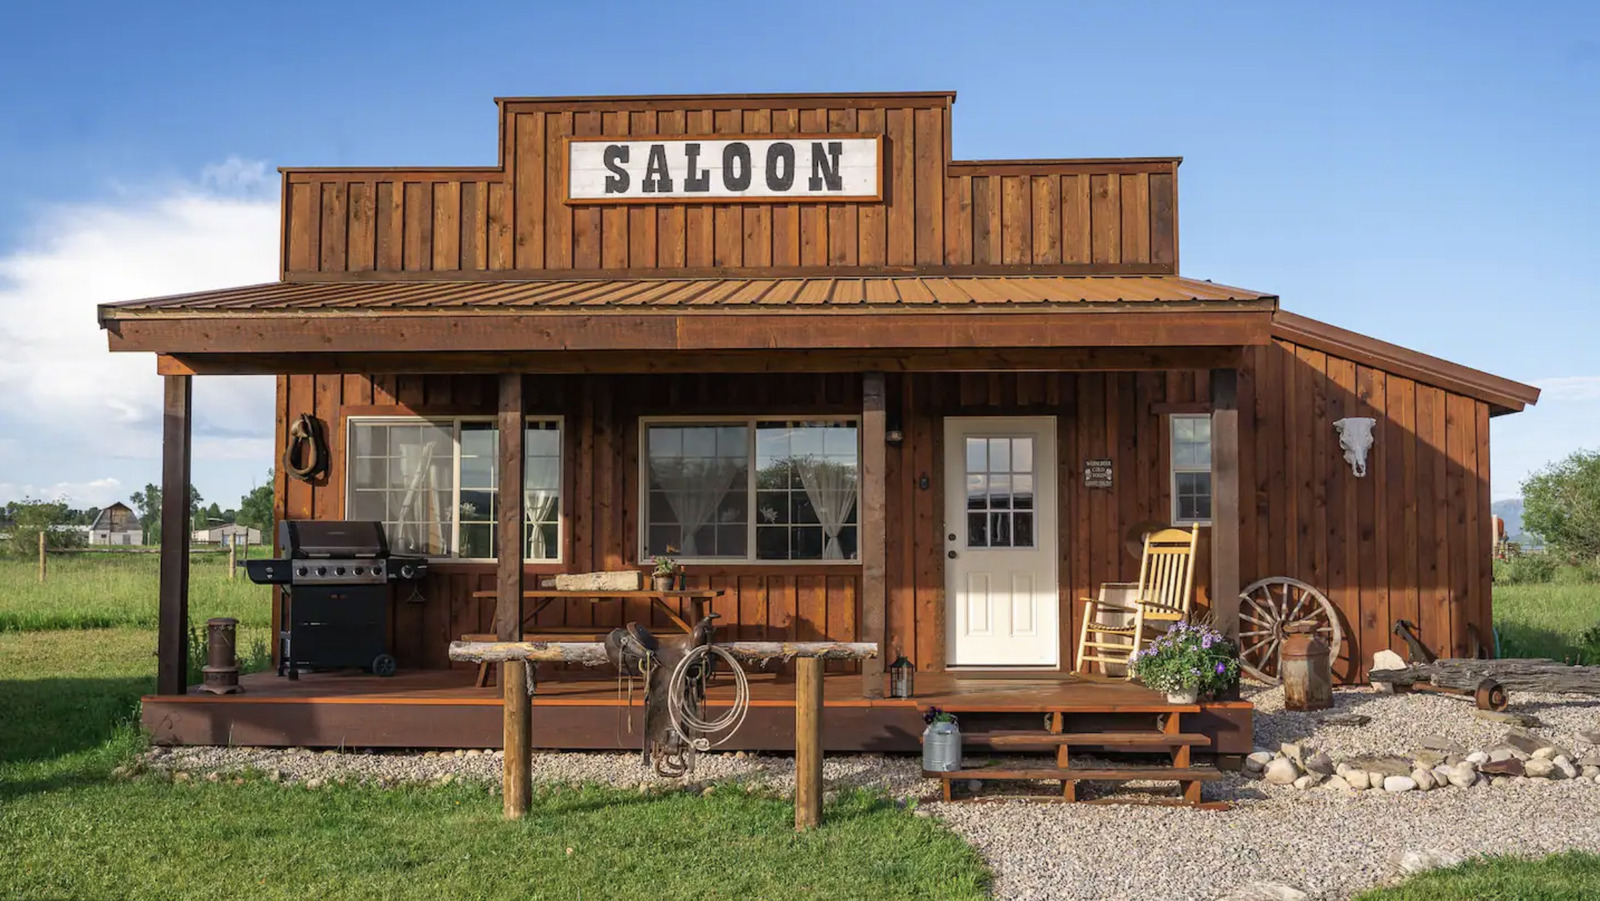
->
<box><xmin>795</xmin><ymin>656</ymin><xmax>824</xmax><ymax>830</ymax></box>
<box><xmin>228</xmin><ymin>541</ymin><xmax>237</xmax><ymax>580</ymax></box>
<box><xmin>497</xmin><ymin>372</ymin><xmax>529</xmax><ymax>819</ymax></box>
<box><xmin>503</xmin><ymin>658</ymin><xmax>532</xmax><ymax>818</ymax></box>
<box><xmin>38</xmin><ymin>531</ymin><xmax>46</xmax><ymax>583</ymax></box>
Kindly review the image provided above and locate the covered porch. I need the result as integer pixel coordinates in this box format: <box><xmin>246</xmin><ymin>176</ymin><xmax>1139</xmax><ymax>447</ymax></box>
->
<box><xmin>98</xmin><ymin>273</ymin><xmax>1271</xmax><ymax>744</ymax></box>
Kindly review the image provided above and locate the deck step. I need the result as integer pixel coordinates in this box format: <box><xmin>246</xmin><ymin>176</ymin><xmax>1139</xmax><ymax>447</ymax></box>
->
<box><xmin>937</xmin><ymin>765</ymin><xmax>1222</xmax><ymax>783</ymax></box>
<box><xmin>969</xmin><ymin>731</ymin><xmax>1212</xmax><ymax>749</ymax></box>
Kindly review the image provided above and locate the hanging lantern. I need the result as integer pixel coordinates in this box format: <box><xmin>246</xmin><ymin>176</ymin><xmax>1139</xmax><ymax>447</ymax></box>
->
<box><xmin>889</xmin><ymin>654</ymin><xmax>915</xmax><ymax>699</ymax></box>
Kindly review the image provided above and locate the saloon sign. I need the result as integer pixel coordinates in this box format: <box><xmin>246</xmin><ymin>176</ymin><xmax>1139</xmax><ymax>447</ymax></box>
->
<box><xmin>567</xmin><ymin>136</ymin><xmax>882</xmax><ymax>202</ymax></box>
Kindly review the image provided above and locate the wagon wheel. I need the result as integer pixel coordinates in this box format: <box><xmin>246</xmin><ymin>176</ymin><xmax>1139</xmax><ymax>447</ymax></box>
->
<box><xmin>1237</xmin><ymin>577</ymin><xmax>1344</xmax><ymax>685</ymax></box>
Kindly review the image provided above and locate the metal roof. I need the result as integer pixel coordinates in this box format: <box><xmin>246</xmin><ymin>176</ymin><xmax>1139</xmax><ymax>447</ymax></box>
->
<box><xmin>99</xmin><ymin>274</ymin><xmax>1277</xmax><ymax>319</ymax></box>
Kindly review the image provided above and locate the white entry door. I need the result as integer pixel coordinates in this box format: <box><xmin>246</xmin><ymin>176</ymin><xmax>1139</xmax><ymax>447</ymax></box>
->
<box><xmin>945</xmin><ymin>416</ymin><xmax>1059</xmax><ymax>667</ymax></box>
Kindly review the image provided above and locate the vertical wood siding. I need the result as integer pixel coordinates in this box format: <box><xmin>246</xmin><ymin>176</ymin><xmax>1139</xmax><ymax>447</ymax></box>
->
<box><xmin>275</xmin><ymin>351</ymin><xmax>1495</xmax><ymax>682</ymax></box>
<box><xmin>279</xmin><ymin>96</ymin><xmax>1178</xmax><ymax>279</ymax></box>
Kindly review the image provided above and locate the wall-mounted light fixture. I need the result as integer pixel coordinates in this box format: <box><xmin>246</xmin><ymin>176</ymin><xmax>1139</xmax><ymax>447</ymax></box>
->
<box><xmin>1333</xmin><ymin>417</ymin><xmax>1377</xmax><ymax>477</ymax></box>
<box><xmin>885</xmin><ymin>428</ymin><xmax>905</xmax><ymax>445</ymax></box>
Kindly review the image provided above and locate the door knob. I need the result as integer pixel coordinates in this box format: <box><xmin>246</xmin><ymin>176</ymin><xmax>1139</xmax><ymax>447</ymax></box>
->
<box><xmin>948</xmin><ymin>550</ymin><xmax>958</xmax><ymax>559</ymax></box>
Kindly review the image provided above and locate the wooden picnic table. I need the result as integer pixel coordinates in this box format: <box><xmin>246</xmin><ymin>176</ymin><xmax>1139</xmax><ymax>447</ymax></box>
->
<box><xmin>466</xmin><ymin>589</ymin><xmax>724</xmax><ymax>636</ymax></box>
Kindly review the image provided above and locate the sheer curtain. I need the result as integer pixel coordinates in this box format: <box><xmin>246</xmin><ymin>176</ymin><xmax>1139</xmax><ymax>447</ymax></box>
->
<box><xmin>651</xmin><ymin>457</ymin><xmax>743</xmax><ymax>556</ymax></box>
<box><xmin>795</xmin><ymin>456</ymin><xmax>858</xmax><ymax>559</ymax></box>
<box><xmin>523</xmin><ymin>454</ymin><xmax>560</xmax><ymax>559</ymax></box>
<box><xmin>396</xmin><ymin>435</ymin><xmax>448</xmax><ymax>555</ymax></box>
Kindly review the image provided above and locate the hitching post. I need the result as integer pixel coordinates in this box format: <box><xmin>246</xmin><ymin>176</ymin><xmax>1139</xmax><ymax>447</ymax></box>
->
<box><xmin>795</xmin><ymin>656</ymin><xmax>824</xmax><ymax>830</ymax></box>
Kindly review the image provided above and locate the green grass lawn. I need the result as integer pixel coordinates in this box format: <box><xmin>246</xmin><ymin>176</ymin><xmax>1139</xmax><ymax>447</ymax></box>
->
<box><xmin>1494</xmin><ymin>583</ymin><xmax>1600</xmax><ymax>662</ymax></box>
<box><xmin>0</xmin><ymin>550</ymin><xmax>272</xmax><ymax>631</ymax></box>
<box><xmin>0</xmin><ymin>610</ymin><xmax>988</xmax><ymax>899</ymax></box>
<box><xmin>1354</xmin><ymin>852</ymin><xmax>1600</xmax><ymax>900</ymax></box>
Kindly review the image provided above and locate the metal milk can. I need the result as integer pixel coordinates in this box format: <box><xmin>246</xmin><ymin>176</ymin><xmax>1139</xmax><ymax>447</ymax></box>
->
<box><xmin>922</xmin><ymin>715</ymin><xmax>962</xmax><ymax>773</ymax></box>
<box><xmin>1280</xmin><ymin>621</ymin><xmax>1332</xmax><ymax>710</ymax></box>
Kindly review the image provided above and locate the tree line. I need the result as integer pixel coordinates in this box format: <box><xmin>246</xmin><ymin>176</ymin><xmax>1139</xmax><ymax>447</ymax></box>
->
<box><xmin>2</xmin><ymin>469</ymin><xmax>274</xmax><ymax>555</ymax></box>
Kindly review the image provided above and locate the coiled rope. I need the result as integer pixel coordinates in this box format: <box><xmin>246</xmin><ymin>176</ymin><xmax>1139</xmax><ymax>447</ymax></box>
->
<box><xmin>666</xmin><ymin>644</ymin><xmax>750</xmax><ymax>752</ymax></box>
<box><xmin>284</xmin><ymin>414</ymin><xmax>328</xmax><ymax>481</ymax></box>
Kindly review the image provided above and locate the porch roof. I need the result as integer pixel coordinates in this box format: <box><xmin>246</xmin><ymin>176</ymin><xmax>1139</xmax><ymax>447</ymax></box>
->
<box><xmin>99</xmin><ymin>273</ymin><xmax>1275</xmax><ymax>317</ymax></box>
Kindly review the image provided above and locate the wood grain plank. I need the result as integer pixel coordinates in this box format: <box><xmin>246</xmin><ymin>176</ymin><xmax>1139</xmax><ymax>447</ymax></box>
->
<box><xmin>1001</xmin><ymin>175</ymin><xmax>1030</xmax><ymax>265</ymax></box>
<box><xmin>1061</xmin><ymin>174</ymin><xmax>1092</xmax><ymax>265</ymax></box>
<box><xmin>487</xmin><ymin>182</ymin><xmax>513</xmax><ymax>270</ymax></box>
<box><xmin>886</xmin><ymin>107</ymin><xmax>915</xmax><ymax>265</ymax></box>
<box><xmin>1150</xmin><ymin>171</ymin><xmax>1176</xmax><ymax>270</ymax></box>
<box><xmin>655</xmin><ymin>109</ymin><xmax>688</xmax><ymax>268</ymax></box>
<box><xmin>431</xmin><ymin>181</ymin><xmax>461</xmax><ymax>270</ymax></box>
<box><xmin>571</xmin><ymin>111</ymin><xmax>603</xmax><ymax>269</ymax></box>
<box><xmin>769</xmin><ymin>108</ymin><xmax>801</xmax><ymax>268</ymax></box>
<box><xmin>545</xmin><ymin>111</ymin><xmax>573</xmax><ymax>269</ymax></box>
<box><xmin>287</xmin><ymin>182</ymin><xmax>318</xmax><ymax>272</ymax></box>
<box><xmin>913</xmin><ymin>105</ymin><xmax>944</xmax><ymax>265</ymax></box>
<box><xmin>599</xmin><ymin>111</ymin><xmax>630</xmax><ymax>270</ymax></box>
<box><xmin>627</xmin><ymin>110</ymin><xmax>659</xmax><ymax>269</ymax></box>
<box><xmin>513</xmin><ymin>112</ymin><xmax>546</xmax><ymax>269</ymax></box>
<box><xmin>827</xmin><ymin>108</ymin><xmax>859</xmax><ymax>266</ymax></box>
<box><xmin>347</xmin><ymin>181</ymin><xmax>376</xmax><ymax>272</ymax></box>
<box><xmin>686</xmin><ymin>109</ymin><xmax>716</xmax><ymax>267</ymax></box>
<box><xmin>376</xmin><ymin>182</ymin><xmax>403</xmax><ymax>271</ymax></box>
<box><xmin>318</xmin><ymin>182</ymin><xmax>347</xmax><ymax>272</ymax></box>
<box><xmin>1031</xmin><ymin>175</ymin><xmax>1060</xmax><ymax>264</ymax></box>
<box><xmin>1119</xmin><ymin>172</ymin><xmax>1151</xmax><ymax>264</ymax></box>
<box><xmin>1089</xmin><ymin>174</ymin><xmax>1121</xmax><ymax>265</ymax></box>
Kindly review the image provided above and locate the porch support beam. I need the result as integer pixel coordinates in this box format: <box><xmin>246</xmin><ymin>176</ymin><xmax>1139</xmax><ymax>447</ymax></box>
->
<box><xmin>496</xmin><ymin>373</ymin><xmax>531</xmax><ymax>819</ymax></box>
<box><xmin>860</xmin><ymin>371</ymin><xmax>888</xmax><ymax>698</ymax></box>
<box><xmin>156</xmin><ymin>374</ymin><xmax>192</xmax><ymax>695</ymax></box>
<box><xmin>1210</xmin><ymin>368</ymin><xmax>1241</xmax><ymax>644</ymax></box>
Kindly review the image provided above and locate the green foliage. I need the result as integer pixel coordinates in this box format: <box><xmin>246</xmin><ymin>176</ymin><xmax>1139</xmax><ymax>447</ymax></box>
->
<box><xmin>4</xmin><ymin>497</ymin><xmax>86</xmax><ymax>556</ymax></box>
<box><xmin>1522</xmin><ymin>449</ymin><xmax>1600</xmax><ymax>562</ymax></box>
<box><xmin>236</xmin><ymin>472</ymin><xmax>275</xmax><ymax>536</ymax></box>
<box><xmin>1493</xmin><ymin>552</ymin><xmax>1560</xmax><ymax>584</ymax></box>
<box><xmin>1130</xmin><ymin>620</ymin><xmax>1239</xmax><ymax>695</ymax></box>
<box><xmin>1353</xmin><ymin>852</ymin><xmax>1600</xmax><ymax>900</ymax></box>
<box><xmin>130</xmin><ymin>483</ymin><xmax>205</xmax><ymax>545</ymax></box>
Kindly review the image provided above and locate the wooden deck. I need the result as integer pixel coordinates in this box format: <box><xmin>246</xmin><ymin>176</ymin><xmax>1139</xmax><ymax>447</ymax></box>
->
<box><xmin>142</xmin><ymin>669</ymin><xmax>1252</xmax><ymax>754</ymax></box>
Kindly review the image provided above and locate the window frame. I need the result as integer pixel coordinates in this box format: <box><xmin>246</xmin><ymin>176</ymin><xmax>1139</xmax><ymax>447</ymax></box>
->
<box><xmin>637</xmin><ymin>414</ymin><xmax>863</xmax><ymax>565</ymax></box>
<box><xmin>1168</xmin><ymin>413</ymin><xmax>1213</xmax><ymax>526</ymax></box>
<box><xmin>344</xmin><ymin>414</ymin><xmax>565</xmax><ymax>563</ymax></box>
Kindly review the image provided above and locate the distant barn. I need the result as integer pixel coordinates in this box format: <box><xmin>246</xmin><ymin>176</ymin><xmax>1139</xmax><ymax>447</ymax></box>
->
<box><xmin>88</xmin><ymin>502</ymin><xmax>144</xmax><ymax>546</ymax></box>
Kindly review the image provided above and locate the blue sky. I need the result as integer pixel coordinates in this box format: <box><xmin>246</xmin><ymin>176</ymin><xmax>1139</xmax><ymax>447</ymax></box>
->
<box><xmin>0</xmin><ymin>0</ymin><xmax>1595</xmax><ymax>509</ymax></box>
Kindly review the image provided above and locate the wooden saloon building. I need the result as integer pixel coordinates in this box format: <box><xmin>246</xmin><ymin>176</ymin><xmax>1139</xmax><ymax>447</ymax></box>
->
<box><xmin>104</xmin><ymin>91</ymin><xmax>1538</xmax><ymax>754</ymax></box>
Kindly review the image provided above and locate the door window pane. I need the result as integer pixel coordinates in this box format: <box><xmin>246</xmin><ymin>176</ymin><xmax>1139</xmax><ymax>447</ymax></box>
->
<box><xmin>962</xmin><ymin>433</ymin><xmax>1037</xmax><ymax>548</ymax></box>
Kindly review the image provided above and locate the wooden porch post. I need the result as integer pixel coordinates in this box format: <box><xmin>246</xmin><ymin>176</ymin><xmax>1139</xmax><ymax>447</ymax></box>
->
<box><xmin>1210</xmin><ymin>368</ymin><xmax>1241</xmax><ymax>644</ymax></box>
<box><xmin>157</xmin><ymin>374</ymin><xmax>193</xmax><ymax>695</ymax></box>
<box><xmin>860</xmin><ymin>372</ymin><xmax>887</xmax><ymax>698</ymax></box>
<box><xmin>497</xmin><ymin>373</ymin><xmax>531</xmax><ymax>819</ymax></box>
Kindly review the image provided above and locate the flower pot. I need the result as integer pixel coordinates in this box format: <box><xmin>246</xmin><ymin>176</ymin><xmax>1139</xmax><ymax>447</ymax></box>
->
<box><xmin>1165</xmin><ymin>688</ymin><xmax>1199</xmax><ymax>705</ymax></box>
<box><xmin>651</xmin><ymin>574</ymin><xmax>674</xmax><ymax>593</ymax></box>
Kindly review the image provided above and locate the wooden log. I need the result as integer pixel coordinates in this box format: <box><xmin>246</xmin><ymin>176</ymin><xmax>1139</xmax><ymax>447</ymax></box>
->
<box><xmin>795</xmin><ymin>656</ymin><xmax>823</xmax><ymax>831</ymax></box>
<box><xmin>503</xmin><ymin>658</ymin><xmax>532</xmax><ymax>819</ymax></box>
<box><xmin>448</xmin><ymin>640</ymin><xmax>879</xmax><ymax>666</ymax></box>
<box><xmin>1371</xmin><ymin>658</ymin><xmax>1600</xmax><ymax>695</ymax></box>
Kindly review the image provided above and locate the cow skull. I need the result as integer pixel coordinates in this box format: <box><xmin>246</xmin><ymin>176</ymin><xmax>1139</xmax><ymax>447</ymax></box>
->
<box><xmin>1333</xmin><ymin>417</ymin><xmax>1377</xmax><ymax>477</ymax></box>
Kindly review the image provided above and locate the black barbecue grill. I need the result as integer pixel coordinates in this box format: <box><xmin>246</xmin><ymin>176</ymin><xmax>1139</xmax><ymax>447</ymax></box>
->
<box><xmin>245</xmin><ymin>521</ymin><xmax>428</xmax><ymax>679</ymax></box>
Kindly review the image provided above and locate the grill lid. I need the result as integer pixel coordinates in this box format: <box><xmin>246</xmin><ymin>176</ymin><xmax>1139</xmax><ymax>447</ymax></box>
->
<box><xmin>278</xmin><ymin>520</ymin><xmax>391</xmax><ymax>558</ymax></box>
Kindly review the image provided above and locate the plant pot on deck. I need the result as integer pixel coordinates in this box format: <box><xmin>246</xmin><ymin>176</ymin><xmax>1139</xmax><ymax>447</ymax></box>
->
<box><xmin>651</xmin><ymin>574</ymin><xmax>675</xmax><ymax>592</ymax></box>
<box><xmin>1165</xmin><ymin>688</ymin><xmax>1199</xmax><ymax>705</ymax></box>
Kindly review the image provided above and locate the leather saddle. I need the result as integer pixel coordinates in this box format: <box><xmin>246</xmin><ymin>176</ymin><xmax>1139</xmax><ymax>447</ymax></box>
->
<box><xmin>603</xmin><ymin>614</ymin><xmax>718</xmax><ymax>776</ymax></box>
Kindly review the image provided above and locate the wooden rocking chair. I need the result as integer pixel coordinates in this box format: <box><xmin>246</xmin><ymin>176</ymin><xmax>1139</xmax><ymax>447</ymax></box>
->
<box><xmin>1075</xmin><ymin>525</ymin><xmax>1201</xmax><ymax>676</ymax></box>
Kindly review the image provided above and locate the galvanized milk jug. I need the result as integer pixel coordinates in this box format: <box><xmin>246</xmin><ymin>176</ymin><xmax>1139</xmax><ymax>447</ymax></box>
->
<box><xmin>1280</xmin><ymin>621</ymin><xmax>1333</xmax><ymax>710</ymax></box>
<box><xmin>922</xmin><ymin>717</ymin><xmax>962</xmax><ymax>773</ymax></box>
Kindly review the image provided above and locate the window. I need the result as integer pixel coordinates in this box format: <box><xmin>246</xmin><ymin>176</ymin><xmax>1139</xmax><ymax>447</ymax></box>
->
<box><xmin>347</xmin><ymin>417</ymin><xmax>562</xmax><ymax>560</ymax></box>
<box><xmin>642</xmin><ymin>419</ymin><xmax>859</xmax><ymax>562</ymax></box>
<box><xmin>1170</xmin><ymin>414</ymin><xmax>1212</xmax><ymax>524</ymax></box>
<box><xmin>965</xmin><ymin>435</ymin><xmax>1035</xmax><ymax>548</ymax></box>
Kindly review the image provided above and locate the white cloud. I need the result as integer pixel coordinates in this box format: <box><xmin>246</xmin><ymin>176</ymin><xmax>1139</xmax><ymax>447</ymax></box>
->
<box><xmin>0</xmin><ymin>478</ymin><xmax>129</xmax><ymax>509</ymax></box>
<box><xmin>1534</xmin><ymin>376</ymin><xmax>1600</xmax><ymax>402</ymax></box>
<box><xmin>0</xmin><ymin>166</ymin><xmax>280</xmax><ymax>508</ymax></box>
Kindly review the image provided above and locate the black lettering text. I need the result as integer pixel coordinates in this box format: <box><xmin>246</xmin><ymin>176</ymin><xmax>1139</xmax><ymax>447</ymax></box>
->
<box><xmin>641</xmin><ymin>144</ymin><xmax>672</xmax><ymax>193</ymax></box>
<box><xmin>602</xmin><ymin>145</ymin><xmax>629</xmax><ymax>194</ymax></box>
<box><xmin>684</xmin><ymin>143</ymin><xmax>711</xmax><ymax>192</ymax></box>
<box><xmin>808</xmin><ymin>141</ymin><xmax>843</xmax><ymax>192</ymax></box>
<box><xmin>765</xmin><ymin>142</ymin><xmax>795</xmax><ymax>191</ymax></box>
<box><xmin>722</xmin><ymin>142</ymin><xmax>752</xmax><ymax>191</ymax></box>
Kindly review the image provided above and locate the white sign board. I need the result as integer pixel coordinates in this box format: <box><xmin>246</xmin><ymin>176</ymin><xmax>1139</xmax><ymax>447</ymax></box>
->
<box><xmin>567</xmin><ymin>136</ymin><xmax>882</xmax><ymax>203</ymax></box>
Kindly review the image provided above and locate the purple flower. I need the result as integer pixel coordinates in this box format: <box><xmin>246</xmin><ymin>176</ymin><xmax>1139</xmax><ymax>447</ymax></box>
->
<box><xmin>1215</xmin><ymin>662</ymin><xmax>1227</xmax><ymax>674</ymax></box>
<box><xmin>1202</xmin><ymin>636</ymin><xmax>1213</xmax><ymax>649</ymax></box>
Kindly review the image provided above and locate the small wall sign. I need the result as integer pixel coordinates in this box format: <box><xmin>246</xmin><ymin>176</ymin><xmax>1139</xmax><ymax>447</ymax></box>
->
<box><xmin>1083</xmin><ymin>459</ymin><xmax>1113</xmax><ymax>489</ymax></box>
<box><xmin>567</xmin><ymin>135</ymin><xmax>882</xmax><ymax>203</ymax></box>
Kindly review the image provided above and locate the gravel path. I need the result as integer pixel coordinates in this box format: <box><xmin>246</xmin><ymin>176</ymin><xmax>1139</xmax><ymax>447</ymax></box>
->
<box><xmin>138</xmin><ymin>686</ymin><xmax>1600</xmax><ymax>900</ymax></box>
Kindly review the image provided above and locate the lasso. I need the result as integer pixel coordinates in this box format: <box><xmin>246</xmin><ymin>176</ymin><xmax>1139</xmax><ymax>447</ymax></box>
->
<box><xmin>665</xmin><ymin>644</ymin><xmax>750</xmax><ymax>752</ymax></box>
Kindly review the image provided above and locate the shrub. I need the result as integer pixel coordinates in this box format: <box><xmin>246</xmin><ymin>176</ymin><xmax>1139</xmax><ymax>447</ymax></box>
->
<box><xmin>1522</xmin><ymin>450</ymin><xmax>1600</xmax><ymax>561</ymax></box>
<box><xmin>1494</xmin><ymin>552</ymin><xmax>1559</xmax><ymax>584</ymax></box>
<box><xmin>1579</xmin><ymin>624</ymin><xmax>1600</xmax><ymax>666</ymax></box>
<box><xmin>1130</xmin><ymin>620</ymin><xmax>1239</xmax><ymax>696</ymax></box>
